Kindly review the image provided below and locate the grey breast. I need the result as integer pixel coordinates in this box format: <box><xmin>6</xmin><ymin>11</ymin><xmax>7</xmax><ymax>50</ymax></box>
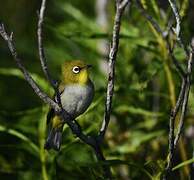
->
<box><xmin>60</xmin><ymin>83</ymin><xmax>94</xmax><ymax>118</ymax></box>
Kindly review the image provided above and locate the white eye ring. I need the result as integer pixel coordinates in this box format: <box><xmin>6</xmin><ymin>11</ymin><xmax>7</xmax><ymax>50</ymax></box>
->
<box><xmin>72</xmin><ymin>66</ymin><xmax>80</xmax><ymax>74</ymax></box>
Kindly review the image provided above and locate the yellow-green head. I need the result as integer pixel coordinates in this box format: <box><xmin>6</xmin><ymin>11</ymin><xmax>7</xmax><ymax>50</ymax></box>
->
<box><xmin>61</xmin><ymin>60</ymin><xmax>92</xmax><ymax>85</ymax></box>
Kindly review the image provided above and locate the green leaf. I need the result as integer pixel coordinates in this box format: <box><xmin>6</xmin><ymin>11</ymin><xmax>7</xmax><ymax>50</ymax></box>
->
<box><xmin>115</xmin><ymin>130</ymin><xmax>164</xmax><ymax>153</ymax></box>
<box><xmin>61</xmin><ymin>3</ymin><xmax>99</xmax><ymax>31</ymax></box>
<box><xmin>0</xmin><ymin>125</ymin><xmax>39</xmax><ymax>154</ymax></box>
<box><xmin>0</xmin><ymin>68</ymin><xmax>52</xmax><ymax>94</ymax></box>
<box><xmin>115</xmin><ymin>105</ymin><xmax>163</xmax><ymax>117</ymax></box>
<box><xmin>173</xmin><ymin>158</ymin><xmax>194</xmax><ymax>171</ymax></box>
<box><xmin>96</xmin><ymin>159</ymin><xmax>153</xmax><ymax>179</ymax></box>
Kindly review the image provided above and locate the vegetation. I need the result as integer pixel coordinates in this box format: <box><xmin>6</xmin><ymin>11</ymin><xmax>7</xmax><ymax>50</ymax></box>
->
<box><xmin>0</xmin><ymin>0</ymin><xmax>194</xmax><ymax>179</ymax></box>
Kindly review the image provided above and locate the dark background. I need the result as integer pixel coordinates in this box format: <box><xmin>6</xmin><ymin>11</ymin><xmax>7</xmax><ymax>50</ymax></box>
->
<box><xmin>0</xmin><ymin>0</ymin><xmax>194</xmax><ymax>179</ymax></box>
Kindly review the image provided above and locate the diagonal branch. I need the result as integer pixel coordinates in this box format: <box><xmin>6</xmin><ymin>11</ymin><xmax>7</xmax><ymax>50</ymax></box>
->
<box><xmin>135</xmin><ymin>1</ymin><xmax>193</xmax><ymax>178</ymax></box>
<box><xmin>135</xmin><ymin>0</ymin><xmax>186</xmax><ymax>78</ymax></box>
<box><xmin>37</xmin><ymin>0</ymin><xmax>112</xmax><ymax>177</ymax></box>
<box><xmin>1</xmin><ymin>0</ymin><xmax>130</xmax><ymax>178</ymax></box>
<box><xmin>164</xmin><ymin>41</ymin><xmax>194</xmax><ymax>180</ymax></box>
<box><xmin>0</xmin><ymin>22</ymin><xmax>111</xmax><ymax>178</ymax></box>
<box><xmin>98</xmin><ymin>0</ymin><xmax>130</xmax><ymax>142</ymax></box>
<box><xmin>0</xmin><ymin>24</ymin><xmax>59</xmax><ymax>111</ymax></box>
<box><xmin>135</xmin><ymin>0</ymin><xmax>163</xmax><ymax>35</ymax></box>
<box><xmin>168</xmin><ymin>0</ymin><xmax>181</xmax><ymax>37</ymax></box>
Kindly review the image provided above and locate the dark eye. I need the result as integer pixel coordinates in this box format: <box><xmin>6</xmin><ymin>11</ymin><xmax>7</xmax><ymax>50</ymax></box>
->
<box><xmin>72</xmin><ymin>66</ymin><xmax>80</xmax><ymax>74</ymax></box>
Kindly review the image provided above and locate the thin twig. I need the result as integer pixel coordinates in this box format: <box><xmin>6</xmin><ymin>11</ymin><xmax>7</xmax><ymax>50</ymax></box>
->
<box><xmin>165</xmin><ymin>79</ymin><xmax>186</xmax><ymax>175</ymax></box>
<box><xmin>163</xmin><ymin>1</ymin><xmax>194</xmax><ymax>178</ymax></box>
<box><xmin>0</xmin><ymin>23</ymin><xmax>111</xmax><ymax>178</ymax></box>
<box><xmin>37</xmin><ymin>0</ymin><xmax>113</xmax><ymax>177</ymax></box>
<box><xmin>1</xmin><ymin>0</ymin><xmax>118</xmax><ymax>177</ymax></box>
<box><xmin>168</xmin><ymin>0</ymin><xmax>189</xmax><ymax>56</ymax></box>
<box><xmin>174</xmin><ymin>44</ymin><xmax>194</xmax><ymax>148</ymax></box>
<box><xmin>0</xmin><ymin>24</ymin><xmax>59</xmax><ymax>111</ymax></box>
<box><xmin>168</xmin><ymin>0</ymin><xmax>181</xmax><ymax>37</ymax></box>
<box><xmin>38</xmin><ymin>0</ymin><xmax>54</xmax><ymax>86</ymax></box>
<box><xmin>135</xmin><ymin>1</ymin><xmax>193</xmax><ymax>178</ymax></box>
<box><xmin>98</xmin><ymin>0</ymin><xmax>130</xmax><ymax>142</ymax></box>
<box><xmin>135</xmin><ymin>0</ymin><xmax>163</xmax><ymax>35</ymax></box>
<box><xmin>135</xmin><ymin>0</ymin><xmax>186</xmax><ymax>78</ymax></box>
<box><xmin>37</xmin><ymin>0</ymin><xmax>64</xmax><ymax>110</ymax></box>
<box><xmin>164</xmin><ymin>42</ymin><xmax>193</xmax><ymax>179</ymax></box>
<box><xmin>1</xmin><ymin>0</ymin><xmax>130</xmax><ymax>178</ymax></box>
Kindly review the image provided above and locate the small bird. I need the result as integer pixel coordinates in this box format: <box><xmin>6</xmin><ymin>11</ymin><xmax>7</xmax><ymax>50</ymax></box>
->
<box><xmin>44</xmin><ymin>60</ymin><xmax>94</xmax><ymax>151</ymax></box>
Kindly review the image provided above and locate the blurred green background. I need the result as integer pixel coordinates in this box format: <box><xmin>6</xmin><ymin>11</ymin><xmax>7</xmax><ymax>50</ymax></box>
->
<box><xmin>0</xmin><ymin>0</ymin><xmax>194</xmax><ymax>179</ymax></box>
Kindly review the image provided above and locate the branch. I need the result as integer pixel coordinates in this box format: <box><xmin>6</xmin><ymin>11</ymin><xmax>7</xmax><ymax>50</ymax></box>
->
<box><xmin>164</xmin><ymin>42</ymin><xmax>193</xmax><ymax>180</ymax></box>
<box><xmin>135</xmin><ymin>0</ymin><xmax>163</xmax><ymax>35</ymax></box>
<box><xmin>37</xmin><ymin>0</ymin><xmax>96</xmax><ymax>148</ymax></box>
<box><xmin>168</xmin><ymin>0</ymin><xmax>189</xmax><ymax>56</ymax></box>
<box><xmin>168</xmin><ymin>0</ymin><xmax>180</xmax><ymax>37</ymax></box>
<box><xmin>1</xmin><ymin>0</ymin><xmax>130</xmax><ymax>178</ymax></box>
<box><xmin>0</xmin><ymin>24</ymin><xmax>59</xmax><ymax>111</ymax></box>
<box><xmin>38</xmin><ymin>0</ymin><xmax>55</xmax><ymax>87</ymax></box>
<box><xmin>164</xmin><ymin>41</ymin><xmax>193</xmax><ymax>179</ymax></box>
<box><xmin>135</xmin><ymin>1</ymin><xmax>193</xmax><ymax>178</ymax></box>
<box><xmin>0</xmin><ymin>21</ymin><xmax>112</xmax><ymax>179</ymax></box>
<box><xmin>135</xmin><ymin>0</ymin><xmax>186</xmax><ymax>78</ymax></box>
<box><xmin>1</xmin><ymin>0</ymin><xmax>114</xmax><ymax>178</ymax></box>
<box><xmin>37</xmin><ymin>0</ymin><xmax>64</xmax><ymax>110</ymax></box>
<box><xmin>165</xmin><ymin>78</ymin><xmax>186</xmax><ymax>175</ymax></box>
<box><xmin>98</xmin><ymin>0</ymin><xmax>130</xmax><ymax>142</ymax></box>
<box><xmin>174</xmin><ymin>43</ymin><xmax>194</xmax><ymax>148</ymax></box>
<box><xmin>37</xmin><ymin>0</ymin><xmax>112</xmax><ymax>177</ymax></box>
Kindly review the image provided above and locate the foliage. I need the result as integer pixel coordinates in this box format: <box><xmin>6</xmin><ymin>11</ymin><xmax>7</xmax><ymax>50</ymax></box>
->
<box><xmin>0</xmin><ymin>0</ymin><xmax>194</xmax><ymax>179</ymax></box>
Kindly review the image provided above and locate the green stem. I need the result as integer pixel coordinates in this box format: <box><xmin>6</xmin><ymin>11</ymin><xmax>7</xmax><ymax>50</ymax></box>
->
<box><xmin>39</xmin><ymin>107</ymin><xmax>49</xmax><ymax>180</ymax></box>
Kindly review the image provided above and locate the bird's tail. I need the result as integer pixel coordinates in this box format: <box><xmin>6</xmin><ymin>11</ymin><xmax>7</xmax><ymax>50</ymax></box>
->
<box><xmin>44</xmin><ymin>126</ymin><xmax>63</xmax><ymax>151</ymax></box>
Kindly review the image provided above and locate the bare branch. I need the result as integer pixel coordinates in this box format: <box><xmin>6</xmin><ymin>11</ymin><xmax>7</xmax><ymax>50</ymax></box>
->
<box><xmin>119</xmin><ymin>0</ymin><xmax>129</xmax><ymax>9</ymax></box>
<box><xmin>37</xmin><ymin>0</ymin><xmax>112</xmax><ymax>177</ymax></box>
<box><xmin>38</xmin><ymin>0</ymin><xmax>65</xmax><ymax>113</ymax></box>
<box><xmin>1</xmin><ymin>0</ymin><xmax>129</xmax><ymax>178</ymax></box>
<box><xmin>168</xmin><ymin>0</ymin><xmax>189</xmax><ymax>56</ymax></box>
<box><xmin>39</xmin><ymin>0</ymin><xmax>96</xmax><ymax>148</ymax></box>
<box><xmin>0</xmin><ymin>24</ymin><xmax>59</xmax><ymax>111</ymax></box>
<box><xmin>165</xmin><ymin>79</ymin><xmax>186</xmax><ymax>174</ymax></box>
<box><xmin>98</xmin><ymin>0</ymin><xmax>130</xmax><ymax>142</ymax></box>
<box><xmin>135</xmin><ymin>0</ymin><xmax>163</xmax><ymax>36</ymax></box>
<box><xmin>174</xmin><ymin>44</ymin><xmax>194</xmax><ymax>148</ymax></box>
<box><xmin>168</xmin><ymin>0</ymin><xmax>181</xmax><ymax>36</ymax></box>
<box><xmin>135</xmin><ymin>0</ymin><xmax>186</xmax><ymax>78</ymax></box>
<box><xmin>0</xmin><ymin>22</ymin><xmax>112</xmax><ymax>178</ymax></box>
<box><xmin>135</xmin><ymin>1</ymin><xmax>193</xmax><ymax>178</ymax></box>
<box><xmin>38</xmin><ymin>0</ymin><xmax>55</xmax><ymax>86</ymax></box>
<box><xmin>164</xmin><ymin>41</ymin><xmax>194</xmax><ymax>179</ymax></box>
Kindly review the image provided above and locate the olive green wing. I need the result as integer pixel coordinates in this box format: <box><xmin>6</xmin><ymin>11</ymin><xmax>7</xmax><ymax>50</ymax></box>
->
<box><xmin>46</xmin><ymin>108</ymin><xmax>55</xmax><ymax>125</ymax></box>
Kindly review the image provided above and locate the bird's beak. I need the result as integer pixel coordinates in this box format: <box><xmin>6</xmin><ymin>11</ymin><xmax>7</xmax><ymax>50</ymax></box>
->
<box><xmin>86</xmin><ymin>64</ymin><xmax>92</xmax><ymax>69</ymax></box>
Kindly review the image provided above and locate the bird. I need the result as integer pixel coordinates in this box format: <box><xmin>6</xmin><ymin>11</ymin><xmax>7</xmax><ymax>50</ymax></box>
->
<box><xmin>44</xmin><ymin>60</ymin><xmax>94</xmax><ymax>151</ymax></box>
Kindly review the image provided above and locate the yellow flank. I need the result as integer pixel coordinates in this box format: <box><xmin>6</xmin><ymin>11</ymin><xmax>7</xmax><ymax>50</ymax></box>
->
<box><xmin>79</xmin><ymin>69</ymin><xmax>88</xmax><ymax>85</ymax></box>
<box><xmin>52</xmin><ymin>116</ymin><xmax>63</xmax><ymax>128</ymax></box>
